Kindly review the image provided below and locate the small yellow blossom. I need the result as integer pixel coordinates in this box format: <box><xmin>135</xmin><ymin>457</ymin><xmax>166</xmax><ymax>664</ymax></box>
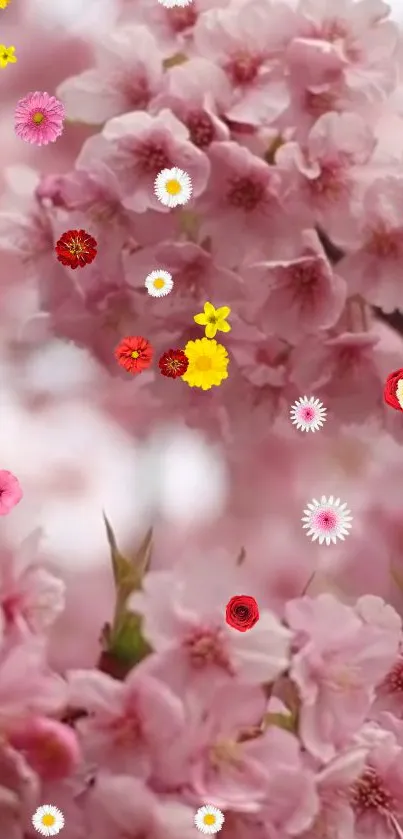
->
<box><xmin>0</xmin><ymin>44</ymin><xmax>16</xmax><ymax>67</ymax></box>
<box><xmin>0</xmin><ymin>0</ymin><xmax>11</xmax><ymax>8</ymax></box>
<box><xmin>193</xmin><ymin>301</ymin><xmax>231</xmax><ymax>339</ymax></box>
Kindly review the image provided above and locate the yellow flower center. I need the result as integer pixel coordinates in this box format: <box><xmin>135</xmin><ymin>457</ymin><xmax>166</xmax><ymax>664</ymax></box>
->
<box><xmin>165</xmin><ymin>179</ymin><xmax>181</xmax><ymax>195</ymax></box>
<box><xmin>203</xmin><ymin>815</ymin><xmax>217</xmax><ymax>825</ymax></box>
<box><xmin>131</xmin><ymin>351</ymin><xmax>139</xmax><ymax>359</ymax></box>
<box><xmin>153</xmin><ymin>278</ymin><xmax>165</xmax><ymax>289</ymax></box>
<box><xmin>42</xmin><ymin>815</ymin><xmax>56</xmax><ymax>827</ymax></box>
<box><xmin>32</xmin><ymin>111</ymin><xmax>44</xmax><ymax>124</ymax></box>
<box><xmin>208</xmin><ymin>316</ymin><xmax>217</xmax><ymax>324</ymax></box>
<box><xmin>195</xmin><ymin>355</ymin><xmax>212</xmax><ymax>371</ymax></box>
<box><xmin>67</xmin><ymin>239</ymin><xmax>85</xmax><ymax>256</ymax></box>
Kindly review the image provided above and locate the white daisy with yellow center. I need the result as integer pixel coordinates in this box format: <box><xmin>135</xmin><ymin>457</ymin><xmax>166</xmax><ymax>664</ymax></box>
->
<box><xmin>194</xmin><ymin>805</ymin><xmax>225</xmax><ymax>834</ymax></box>
<box><xmin>396</xmin><ymin>379</ymin><xmax>403</xmax><ymax>410</ymax></box>
<box><xmin>32</xmin><ymin>805</ymin><xmax>65</xmax><ymax>836</ymax></box>
<box><xmin>145</xmin><ymin>269</ymin><xmax>174</xmax><ymax>298</ymax></box>
<box><xmin>154</xmin><ymin>166</ymin><xmax>192</xmax><ymax>208</ymax></box>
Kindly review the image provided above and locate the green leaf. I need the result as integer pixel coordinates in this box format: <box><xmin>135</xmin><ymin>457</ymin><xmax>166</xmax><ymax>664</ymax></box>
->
<box><xmin>103</xmin><ymin>513</ymin><xmax>152</xmax><ymax>601</ymax></box>
<box><xmin>110</xmin><ymin>611</ymin><xmax>152</xmax><ymax>663</ymax></box>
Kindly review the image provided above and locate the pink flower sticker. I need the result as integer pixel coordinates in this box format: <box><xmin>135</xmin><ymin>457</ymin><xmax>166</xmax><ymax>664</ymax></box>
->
<box><xmin>0</xmin><ymin>470</ymin><xmax>23</xmax><ymax>515</ymax></box>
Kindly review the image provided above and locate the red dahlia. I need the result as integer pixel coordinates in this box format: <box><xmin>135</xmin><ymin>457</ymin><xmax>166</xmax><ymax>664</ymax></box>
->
<box><xmin>115</xmin><ymin>336</ymin><xmax>153</xmax><ymax>374</ymax></box>
<box><xmin>55</xmin><ymin>229</ymin><xmax>97</xmax><ymax>269</ymax></box>
<box><xmin>158</xmin><ymin>349</ymin><xmax>189</xmax><ymax>379</ymax></box>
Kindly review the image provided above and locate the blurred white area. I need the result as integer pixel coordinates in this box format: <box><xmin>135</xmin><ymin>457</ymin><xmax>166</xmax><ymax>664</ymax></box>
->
<box><xmin>25</xmin><ymin>0</ymin><xmax>403</xmax><ymax>29</ymax></box>
<box><xmin>145</xmin><ymin>427</ymin><xmax>228</xmax><ymax>525</ymax></box>
<box><xmin>390</xmin><ymin>0</ymin><xmax>403</xmax><ymax>22</ymax></box>
<box><xmin>0</xmin><ymin>330</ymin><xmax>228</xmax><ymax>569</ymax></box>
<box><xmin>25</xmin><ymin>0</ymin><xmax>119</xmax><ymax>36</ymax></box>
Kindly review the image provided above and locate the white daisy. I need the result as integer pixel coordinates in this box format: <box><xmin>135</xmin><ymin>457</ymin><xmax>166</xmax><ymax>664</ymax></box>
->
<box><xmin>158</xmin><ymin>0</ymin><xmax>193</xmax><ymax>6</ymax></box>
<box><xmin>290</xmin><ymin>396</ymin><xmax>326</xmax><ymax>432</ymax></box>
<box><xmin>32</xmin><ymin>805</ymin><xmax>65</xmax><ymax>836</ymax></box>
<box><xmin>194</xmin><ymin>805</ymin><xmax>225</xmax><ymax>834</ymax></box>
<box><xmin>154</xmin><ymin>167</ymin><xmax>192</xmax><ymax>208</ymax></box>
<box><xmin>302</xmin><ymin>496</ymin><xmax>353</xmax><ymax>546</ymax></box>
<box><xmin>145</xmin><ymin>269</ymin><xmax>174</xmax><ymax>298</ymax></box>
<box><xmin>396</xmin><ymin>380</ymin><xmax>403</xmax><ymax>410</ymax></box>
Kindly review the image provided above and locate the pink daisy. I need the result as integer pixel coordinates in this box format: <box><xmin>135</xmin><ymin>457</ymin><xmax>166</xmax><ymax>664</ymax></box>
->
<box><xmin>0</xmin><ymin>469</ymin><xmax>23</xmax><ymax>515</ymax></box>
<box><xmin>302</xmin><ymin>496</ymin><xmax>352</xmax><ymax>546</ymax></box>
<box><xmin>14</xmin><ymin>91</ymin><xmax>65</xmax><ymax>146</ymax></box>
<box><xmin>290</xmin><ymin>396</ymin><xmax>327</xmax><ymax>433</ymax></box>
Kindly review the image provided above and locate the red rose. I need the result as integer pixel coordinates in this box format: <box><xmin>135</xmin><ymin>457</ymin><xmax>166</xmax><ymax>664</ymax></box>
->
<box><xmin>384</xmin><ymin>368</ymin><xmax>403</xmax><ymax>411</ymax></box>
<box><xmin>225</xmin><ymin>595</ymin><xmax>259</xmax><ymax>632</ymax></box>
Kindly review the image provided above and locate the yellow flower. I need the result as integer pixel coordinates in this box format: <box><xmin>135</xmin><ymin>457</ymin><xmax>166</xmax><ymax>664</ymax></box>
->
<box><xmin>182</xmin><ymin>337</ymin><xmax>229</xmax><ymax>391</ymax></box>
<box><xmin>193</xmin><ymin>301</ymin><xmax>231</xmax><ymax>339</ymax></box>
<box><xmin>0</xmin><ymin>44</ymin><xmax>16</xmax><ymax>67</ymax></box>
<box><xmin>0</xmin><ymin>0</ymin><xmax>11</xmax><ymax>7</ymax></box>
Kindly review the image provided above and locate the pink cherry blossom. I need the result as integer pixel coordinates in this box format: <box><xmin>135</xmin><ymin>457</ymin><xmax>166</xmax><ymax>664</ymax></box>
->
<box><xmin>258</xmin><ymin>726</ymin><xmax>319</xmax><ymax>834</ymax></box>
<box><xmin>57</xmin><ymin>25</ymin><xmax>164</xmax><ymax>124</ymax></box>
<box><xmin>351</xmin><ymin>721</ymin><xmax>403</xmax><ymax>839</ymax></box>
<box><xmin>0</xmin><ymin>740</ymin><xmax>39</xmax><ymax>839</ymax></box>
<box><xmin>8</xmin><ymin>716</ymin><xmax>81</xmax><ymax>782</ymax></box>
<box><xmin>0</xmin><ymin>640</ymin><xmax>66</xmax><ymax>723</ymax></box>
<box><xmin>276</xmin><ymin>112</ymin><xmax>376</xmax><ymax>245</ymax></box>
<box><xmin>241</xmin><ymin>229</ymin><xmax>347</xmax><ymax>343</ymax></box>
<box><xmin>286</xmin><ymin>593</ymin><xmax>401</xmax><ymax>761</ymax></box>
<box><xmin>337</xmin><ymin>176</ymin><xmax>403</xmax><ymax>312</ymax></box>
<box><xmin>0</xmin><ymin>531</ymin><xmax>65</xmax><ymax>636</ymax></box>
<box><xmin>85</xmin><ymin>772</ymin><xmax>196</xmax><ymax>839</ymax></box>
<box><xmin>287</xmin><ymin>0</ymin><xmax>399</xmax><ymax>102</ymax></box>
<box><xmin>289</xmin><ymin>331</ymin><xmax>384</xmax><ymax>425</ymax></box>
<box><xmin>193</xmin><ymin>0</ymin><xmax>298</xmax><ymax>126</ymax></box>
<box><xmin>177</xmin><ymin>682</ymin><xmax>281</xmax><ymax>812</ymax></box>
<box><xmin>75</xmin><ymin>108</ymin><xmax>210</xmax><ymax>214</ymax></box>
<box><xmin>129</xmin><ymin>558</ymin><xmax>291</xmax><ymax>700</ymax></box>
<box><xmin>198</xmin><ymin>140</ymin><xmax>289</xmax><ymax>266</ymax></box>
<box><xmin>122</xmin><ymin>238</ymin><xmax>245</xmax><ymax>334</ymax></box>
<box><xmin>298</xmin><ymin>748</ymin><xmax>368</xmax><ymax>839</ymax></box>
<box><xmin>0</xmin><ymin>470</ymin><xmax>23</xmax><ymax>516</ymax></box>
<box><xmin>67</xmin><ymin>664</ymin><xmax>186</xmax><ymax>777</ymax></box>
<box><xmin>151</xmin><ymin>58</ymin><xmax>231</xmax><ymax>148</ymax></box>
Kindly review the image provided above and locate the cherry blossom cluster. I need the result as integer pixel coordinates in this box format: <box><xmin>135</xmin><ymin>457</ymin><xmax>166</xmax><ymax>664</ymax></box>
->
<box><xmin>2</xmin><ymin>0</ymin><xmax>403</xmax><ymax>441</ymax></box>
<box><xmin>2</xmin><ymin>0</ymin><xmax>403</xmax><ymax>836</ymax></box>
<box><xmin>2</xmin><ymin>531</ymin><xmax>403</xmax><ymax>839</ymax></box>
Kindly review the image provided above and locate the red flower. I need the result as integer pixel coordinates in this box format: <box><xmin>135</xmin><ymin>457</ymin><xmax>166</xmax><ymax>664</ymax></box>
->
<box><xmin>114</xmin><ymin>336</ymin><xmax>153</xmax><ymax>374</ymax></box>
<box><xmin>159</xmin><ymin>349</ymin><xmax>189</xmax><ymax>379</ymax></box>
<box><xmin>55</xmin><ymin>229</ymin><xmax>97</xmax><ymax>269</ymax></box>
<box><xmin>384</xmin><ymin>368</ymin><xmax>403</xmax><ymax>411</ymax></box>
<box><xmin>225</xmin><ymin>595</ymin><xmax>259</xmax><ymax>632</ymax></box>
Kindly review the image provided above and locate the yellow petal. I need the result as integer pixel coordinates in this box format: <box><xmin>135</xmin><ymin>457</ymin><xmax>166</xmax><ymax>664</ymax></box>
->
<box><xmin>194</xmin><ymin>313</ymin><xmax>207</xmax><ymax>326</ymax></box>
<box><xmin>218</xmin><ymin>320</ymin><xmax>231</xmax><ymax>333</ymax></box>
<box><xmin>204</xmin><ymin>301</ymin><xmax>216</xmax><ymax>318</ymax></box>
<box><xmin>215</xmin><ymin>306</ymin><xmax>231</xmax><ymax>320</ymax></box>
<box><xmin>205</xmin><ymin>322</ymin><xmax>217</xmax><ymax>339</ymax></box>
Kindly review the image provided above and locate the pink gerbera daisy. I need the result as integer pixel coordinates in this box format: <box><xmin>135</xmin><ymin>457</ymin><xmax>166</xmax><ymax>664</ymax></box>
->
<box><xmin>302</xmin><ymin>496</ymin><xmax>353</xmax><ymax>545</ymax></box>
<box><xmin>14</xmin><ymin>91</ymin><xmax>65</xmax><ymax>146</ymax></box>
